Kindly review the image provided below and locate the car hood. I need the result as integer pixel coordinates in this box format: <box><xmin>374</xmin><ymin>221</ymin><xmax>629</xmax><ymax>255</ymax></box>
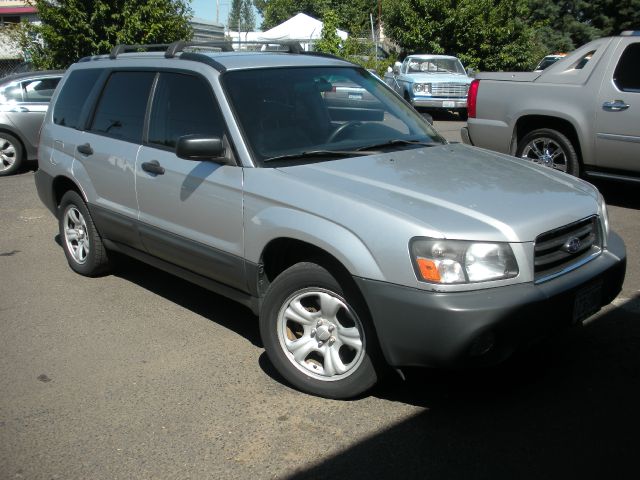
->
<box><xmin>403</xmin><ymin>73</ymin><xmax>471</xmax><ymax>84</ymax></box>
<box><xmin>275</xmin><ymin>144</ymin><xmax>599</xmax><ymax>242</ymax></box>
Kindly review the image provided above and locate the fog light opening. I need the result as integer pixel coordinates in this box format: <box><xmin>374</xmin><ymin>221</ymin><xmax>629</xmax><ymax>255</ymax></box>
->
<box><xmin>469</xmin><ymin>331</ymin><xmax>496</xmax><ymax>357</ymax></box>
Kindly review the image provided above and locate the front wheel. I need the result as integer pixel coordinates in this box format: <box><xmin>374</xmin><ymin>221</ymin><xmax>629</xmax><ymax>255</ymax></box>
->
<box><xmin>516</xmin><ymin>128</ymin><xmax>580</xmax><ymax>175</ymax></box>
<box><xmin>259</xmin><ymin>262</ymin><xmax>378</xmax><ymax>399</ymax></box>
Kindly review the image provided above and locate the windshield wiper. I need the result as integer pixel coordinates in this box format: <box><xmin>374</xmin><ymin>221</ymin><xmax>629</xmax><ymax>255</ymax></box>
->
<box><xmin>263</xmin><ymin>149</ymin><xmax>374</xmax><ymax>163</ymax></box>
<box><xmin>355</xmin><ymin>139</ymin><xmax>441</xmax><ymax>151</ymax></box>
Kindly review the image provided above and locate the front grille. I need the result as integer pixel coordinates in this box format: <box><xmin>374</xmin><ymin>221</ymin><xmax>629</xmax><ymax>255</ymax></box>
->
<box><xmin>534</xmin><ymin>216</ymin><xmax>602</xmax><ymax>282</ymax></box>
<box><xmin>431</xmin><ymin>83</ymin><xmax>469</xmax><ymax>98</ymax></box>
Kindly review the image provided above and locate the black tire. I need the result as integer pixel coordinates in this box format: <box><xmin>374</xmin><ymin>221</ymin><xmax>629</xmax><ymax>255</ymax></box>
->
<box><xmin>259</xmin><ymin>262</ymin><xmax>379</xmax><ymax>399</ymax></box>
<box><xmin>516</xmin><ymin>128</ymin><xmax>580</xmax><ymax>176</ymax></box>
<box><xmin>457</xmin><ymin>109</ymin><xmax>468</xmax><ymax>121</ymax></box>
<box><xmin>58</xmin><ymin>190</ymin><xmax>110</xmax><ymax>276</ymax></box>
<box><xmin>0</xmin><ymin>132</ymin><xmax>24</xmax><ymax>177</ymax></box>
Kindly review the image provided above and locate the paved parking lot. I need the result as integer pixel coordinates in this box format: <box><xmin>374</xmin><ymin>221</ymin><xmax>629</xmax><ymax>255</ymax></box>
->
<box><xmin>1</xmin><ymin>121</ymin><xmax>638</xmax><ymax>479</ymax></box>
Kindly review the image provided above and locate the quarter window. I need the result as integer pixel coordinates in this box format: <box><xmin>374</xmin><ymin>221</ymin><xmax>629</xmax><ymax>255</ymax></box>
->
<box><xmin>54</xmin><ymin>69</ymin><xmax>102</xmax><ymax>129</ymax></box>
<box><xmin>90</xmin><ymin>71</ymin><xmax>155</xmax><ymax>143</ymax></box>
<box><xmin>613</xmin><ymin>43</ymin><xmax>640</xmax><ymax>93</ymax></box>
<box><xmin>148</xmin><ymin>72</ymin><xmax>224</xmax><ymax>149</ymax></box>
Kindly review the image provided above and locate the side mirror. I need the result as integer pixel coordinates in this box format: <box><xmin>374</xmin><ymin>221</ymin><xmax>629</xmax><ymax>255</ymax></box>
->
<box><xmin>393</xmin><ymin>62</ymin><xmax>402</xmax><ymax>74</ymax></box>
<box><xmin>176</xmin><ymin>135</ymin><xmax>227</xmax><ymax>162</ymax></box>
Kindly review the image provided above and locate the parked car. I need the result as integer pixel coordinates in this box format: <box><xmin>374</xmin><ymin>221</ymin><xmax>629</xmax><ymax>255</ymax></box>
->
<box><xmin>0</xmin><ymin>70</ymin><xmax>63</xmax><ymax>176</ymax></box>
<box><xmin>383</xmin><ymin>54</ymin><xmax>472</xmax><ymax>119</ymax></box>
<box><xmin>35</xmin><ymin>41</ymin><xmax>625</xmax><ymax>399</ymax></box>
<box><xmin>534</xmin><ymin>53</ymin><xmax>566</xmax><ymax>72</ymax></box>
<box><xmin>462</xmin><ymin>31</ymin><xmax>639</xmax><ymax>181</ymax></box>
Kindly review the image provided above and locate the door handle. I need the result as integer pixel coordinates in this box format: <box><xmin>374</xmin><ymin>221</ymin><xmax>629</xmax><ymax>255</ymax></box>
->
<box><xmin>141</xmin><ymin>160</ymin><xmax>165</xmax><ymax>175</ymax></box>
<box><xmin>602</xmin><ymin>100</ymin><xmax>630</xmax><ymax>112</ymax></box>
<box><xmin>76</xmin><ymin>143</ymin><xmax>93</xmax><ymax>155</ymax></box>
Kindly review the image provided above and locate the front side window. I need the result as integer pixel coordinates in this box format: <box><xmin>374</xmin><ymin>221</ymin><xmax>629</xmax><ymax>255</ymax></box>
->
<box><xmin>613</xmin><ymin>43</ymin><xmax>640</xmax><ymax>93</ymax></box>
<box><xmin>54</xmin><ymin>69</ymin><xmax>102</xmax><ymax>129</ymax></box>
<box><xmin>223</xmin><ymin>66</ymin><xmax>445</xmax><ymax>166</ymax></box>
<box><xmin>148</xmin><ymin>72</ymin><xmax>224</xmax><ymax>149</ymax></box>
<box><xmin>90</xmin><ymin>71</ymin><xmax>155</xmax><ymax>143</ymax></box>
<box><xmin>406</xmin><ymin>57</ymin><xmax>465</xmax><ymax>74</ymax></box>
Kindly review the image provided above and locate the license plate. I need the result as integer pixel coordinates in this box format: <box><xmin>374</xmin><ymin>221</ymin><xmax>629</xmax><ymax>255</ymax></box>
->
<box><xmin>443</xmin><ymin>101</ymin><xmax>455</xmax><ymax>108</ymax></box>
<box><xmin>573</xmin><ymin>282</ymin><xmax>602</xmax><ymax>323</ymax></box>
<box><xmin>348</xmin><ymin>93</ymin><xmax>363</xmax><ymax>100</ymax></box>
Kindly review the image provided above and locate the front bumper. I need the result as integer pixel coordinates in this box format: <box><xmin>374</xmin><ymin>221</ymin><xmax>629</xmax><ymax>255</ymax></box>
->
<box><xmin>412</xmin><ymin>98</ymin><xmax>467</xmax><ymax>109</ymax></box>
<box><xmin>355</xmin><ymin>231</ymin><xmax>626</xmax><ymax>368</ymax></box>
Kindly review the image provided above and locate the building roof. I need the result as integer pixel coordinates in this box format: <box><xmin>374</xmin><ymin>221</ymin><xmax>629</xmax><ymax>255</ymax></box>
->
<box><xmin>0</xmin><ymin>7</ymin><xmax>37</xmax><ymax>14</ymax></box>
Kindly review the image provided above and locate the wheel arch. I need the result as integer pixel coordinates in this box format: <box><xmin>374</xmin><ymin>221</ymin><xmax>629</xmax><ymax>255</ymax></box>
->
<box><xmin>52</xmin><ymin>175</ymin><xmax>87</xmax><ymax>210</ymax></box>
<box><xmin>513</xmin><ymin>115</ymin><xmax>583</xmax><ymax>165</ymax></box>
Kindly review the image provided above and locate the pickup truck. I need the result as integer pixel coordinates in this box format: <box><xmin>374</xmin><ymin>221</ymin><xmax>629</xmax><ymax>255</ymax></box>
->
<box><xmin>461</xmin><ymin>31</ymin><xmax>640</xmax><ymax>182</ymax></box>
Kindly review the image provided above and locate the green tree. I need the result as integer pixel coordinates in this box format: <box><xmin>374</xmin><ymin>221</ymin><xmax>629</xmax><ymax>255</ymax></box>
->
<box><xmin>529</xmin><ymin>0</ymin><xmax>640</xmax><ymax>52</ymax></box>
<box><xmin>382</xmin><ymin>0</ymin><xmax>545</xmax><ymax>71</ymax></box>
<box><xmin>254</xmin><ymin>0</ymin><xmax>378</xmax><ymax>36</ymax></box>
<box><xmin>315</xmin><ymin>9</ymin><xmax>341</xmax><ymax>55</ymax></box>
<box><xmin>16</xmin><ymin>0</ymin><xmax>192</xmax><ymax>69</ymax></box>
<box><xmin>229</xmin><ymin>0</ymin><xmax>256</xmax><ymax>32</ymax></box>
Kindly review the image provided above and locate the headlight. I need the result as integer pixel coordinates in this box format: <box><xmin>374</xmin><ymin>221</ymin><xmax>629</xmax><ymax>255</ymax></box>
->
<box><xmin>413</xmin><ymin>83</ymin><xmax>431</xmax><ymax>94</ymax></box>
<box><xmin>410</xmin><ymin>238</ymin><xmax>519</xmax><ymax>284</ymax></box>
<box><xmin>598</xmin><ymin>192</ymin><xmax>610</xmax><ymax>242</ymax></box>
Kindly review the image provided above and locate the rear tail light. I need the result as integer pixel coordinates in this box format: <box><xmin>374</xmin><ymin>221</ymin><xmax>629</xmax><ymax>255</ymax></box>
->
<box><xmin>467</xmin><ymin>79</ymin><xmax>480</xmax><ymax>118</ymax></box>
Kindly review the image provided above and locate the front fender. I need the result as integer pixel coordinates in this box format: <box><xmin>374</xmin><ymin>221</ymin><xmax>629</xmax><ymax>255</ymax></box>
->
<box><xmin>244</xmin><ymin>206</ymin><xmax>385</xmax><ymax>281</ymax></box>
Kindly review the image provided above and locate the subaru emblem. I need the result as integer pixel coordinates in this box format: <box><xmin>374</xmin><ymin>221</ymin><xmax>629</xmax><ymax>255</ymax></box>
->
<box><xmin>563</xmin><ymin>236</ymin><xmax>581</xmax><ymax>254</ymax></box>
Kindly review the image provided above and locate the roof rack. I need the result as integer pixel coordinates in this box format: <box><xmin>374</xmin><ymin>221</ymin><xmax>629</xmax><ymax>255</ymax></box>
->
<box><xmin>165</xmin><ymin>40</ymin><xmax>305</xmax><ymax>57</ymax></box>
<box><xmin>109</xmin><ymin>44</ymin><xmax>171</xmax><ymax>59</ymax></box>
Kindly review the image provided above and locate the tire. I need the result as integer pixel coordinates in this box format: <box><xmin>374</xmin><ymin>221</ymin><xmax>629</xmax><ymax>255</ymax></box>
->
<box><xmin>516</xmin><ymin>128</ymin><xmax>580</xmax><ymax>176</ymax></box>
<box><xmin>58</xmin><ymin>190</ymin><xmax>110</xmax><ymax>276</ymax></box>
<box><xmin>0</xmin><ymin>132</ymin><xmax>24</xmax><ymax>177</ymax></box>
<box><xmin>259</xmin><ymin>262</ymin><xmax>379</xmax><ymax>399</ymax></box>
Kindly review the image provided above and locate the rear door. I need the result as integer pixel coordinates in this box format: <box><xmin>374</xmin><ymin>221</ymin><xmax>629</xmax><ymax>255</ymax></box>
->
<box><xmin>594</xmin><ymin>38</ymin><xmax>640</xmax><ymax>173</ymax></box>
<box><xmin>8</xmin><ymin>75</ymin><xmax>61</xmax><ymax>151</ymax></box>
<box><xmin>135</xmin><ymin>71</ymin><xmax>245</xmax><ymax>290</ymax></box>
<box><xmin>77</xmin><ymin>70</ymin><xmax>155</xmax><ymax>246</ymax></box>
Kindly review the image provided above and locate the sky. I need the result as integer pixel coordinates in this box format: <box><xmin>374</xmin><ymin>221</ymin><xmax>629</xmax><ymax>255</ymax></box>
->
<box><xmin>191</xmin><ymin>0</ymin><xmax>262</xmax><ymax>28</ymax></box>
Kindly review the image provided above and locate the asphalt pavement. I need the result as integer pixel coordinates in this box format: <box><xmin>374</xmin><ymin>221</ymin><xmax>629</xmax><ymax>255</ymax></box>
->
<box><xmin>1</xmin><ymin>121</ymin><xmax>638</xmax><ymax>479</ymax></box>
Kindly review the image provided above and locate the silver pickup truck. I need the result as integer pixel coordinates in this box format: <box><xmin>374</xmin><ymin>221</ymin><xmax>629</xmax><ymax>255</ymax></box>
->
<box><xmin>462</xmin><ymin>31</ymin><xmax>640</xmax><ymax>182</ymax></box>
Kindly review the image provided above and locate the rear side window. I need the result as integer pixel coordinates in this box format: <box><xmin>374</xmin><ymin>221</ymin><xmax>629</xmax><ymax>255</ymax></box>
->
<box><xmin>89</xmin><ymin>71</ymin><xmax>155</xmax><ymax>143</ymax></box>
<box><xmin>148</xmin><ymin>72</ymin><xmax>224</xmax><ymax>149</ymax></box>
<box><xmin>22</xmin><ymin>77</ymin><xmax>61</xmax><ymax>102</ymax></box>
<box><xmin>54</xmin><ymin>69</ymin><xmax>101</xmax><ymax>129</ymax></box>
<box><xmin>613</xmin><ymin>43</ymin><xmax>640</xmax><ymax>93</ymax></box>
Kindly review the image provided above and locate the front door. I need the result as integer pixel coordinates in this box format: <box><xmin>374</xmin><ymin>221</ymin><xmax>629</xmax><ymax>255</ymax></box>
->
<box><xmin>594</xmin><ymin>39</ymin><xmax>640</xmax><ymax>173</ymax></box>
<box><xmin>135</xmin><ymin>72</ymin><xmax>246</xmax><ymax>291</ymax></box>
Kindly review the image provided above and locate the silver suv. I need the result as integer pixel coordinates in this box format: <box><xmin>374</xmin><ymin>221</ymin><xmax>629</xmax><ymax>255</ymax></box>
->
<box><xmin>34</xmin><ymin>42</ymin><xmax>626</xmax><ymax>399</ymax></box>
<box><xmin>0</xmin><ymin>70</ymin><xmax>63</xmax><ymax>176</ymax></box>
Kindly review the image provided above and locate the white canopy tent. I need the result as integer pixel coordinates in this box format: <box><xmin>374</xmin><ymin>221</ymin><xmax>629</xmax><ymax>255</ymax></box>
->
<box><xmin>256</xmin><ymin>13</ymin><xmax>348</xmax><ymax>50</ymax></box>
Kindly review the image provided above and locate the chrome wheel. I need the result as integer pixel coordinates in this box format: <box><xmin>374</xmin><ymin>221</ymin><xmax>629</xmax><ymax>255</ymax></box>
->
<box><xmin>0</xmin><ymin>135</ymin><xmax>17</xmax><ymax>173</ymax></box>
<box><xmin>520</xmin><ymin>137</ymin><xmax>568</xmax><ymax>172</ymax></box>
<box><xmin>277</xmin><ymin>288</ymin><xmax>365</xmax><ymax>381</ymax></box>
<box><xmin>63</xmin><ymin>206</ymin><xmax>90</xmax><ymax>265</ymax></box>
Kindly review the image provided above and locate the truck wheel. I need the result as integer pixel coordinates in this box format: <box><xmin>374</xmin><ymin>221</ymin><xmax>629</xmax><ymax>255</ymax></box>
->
<box><xmin>259</xmin><ymin>262</ymin><xmax>378</xmax><ymax>399</ymax></box>
<box><xmin>58</xmin><ymin>190</ymin><xmax>111</xmax><ymax>276</ymax></box>
<box><xmin>0</xmin><ymin>133</ymin><xmax>23</xmax><ymax>177</ymax></box>
<box><xmin>516</xmin><ymin>128</ymin><xmax>580</xmax><ymax>175</ymax></box>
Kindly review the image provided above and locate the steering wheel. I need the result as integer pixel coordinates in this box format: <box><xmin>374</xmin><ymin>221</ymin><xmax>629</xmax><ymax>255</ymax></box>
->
<box><xmin>327</xmin><ymin>121</ymin><xmax>363</xmax><ymax>143</ymax></box>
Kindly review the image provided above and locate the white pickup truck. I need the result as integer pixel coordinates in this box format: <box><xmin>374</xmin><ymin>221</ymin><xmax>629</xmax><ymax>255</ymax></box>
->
<box><xmin>461</xmin><ymin>31</ymin><xmax>640</xmax><ymax>182</ymax></box>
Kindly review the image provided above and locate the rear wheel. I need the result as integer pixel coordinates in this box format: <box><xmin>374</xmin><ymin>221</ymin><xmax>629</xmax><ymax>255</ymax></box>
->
<box><xmin>0</xmin><ymin>132</ymin><xmax>23</xmax><ymax>176</ymax></box>
<box><xmin>516</xmin><ymin>128</ymin><xmax>580</xmax><ymax>175</ymax></box>
<box><xmin>58</xmin><ymin>190</ymin><xmax>111</xmax><ymax>276</ymax></box>
<box><xmin>259</xmin><ymin>262</ymin><xmax>378</xmax><ymax>399</ymax></box>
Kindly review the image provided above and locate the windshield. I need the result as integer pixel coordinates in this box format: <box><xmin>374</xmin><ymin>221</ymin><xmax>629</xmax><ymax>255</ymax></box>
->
<box><xmin>223</xmin><ymin>66</ymin><xmax>445</xmax><ymax>166</ymax></box>
<box><xmin>406</xmin><ymin>57</ymin><xmax>466</xmax><ymax>75</ymax></box>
